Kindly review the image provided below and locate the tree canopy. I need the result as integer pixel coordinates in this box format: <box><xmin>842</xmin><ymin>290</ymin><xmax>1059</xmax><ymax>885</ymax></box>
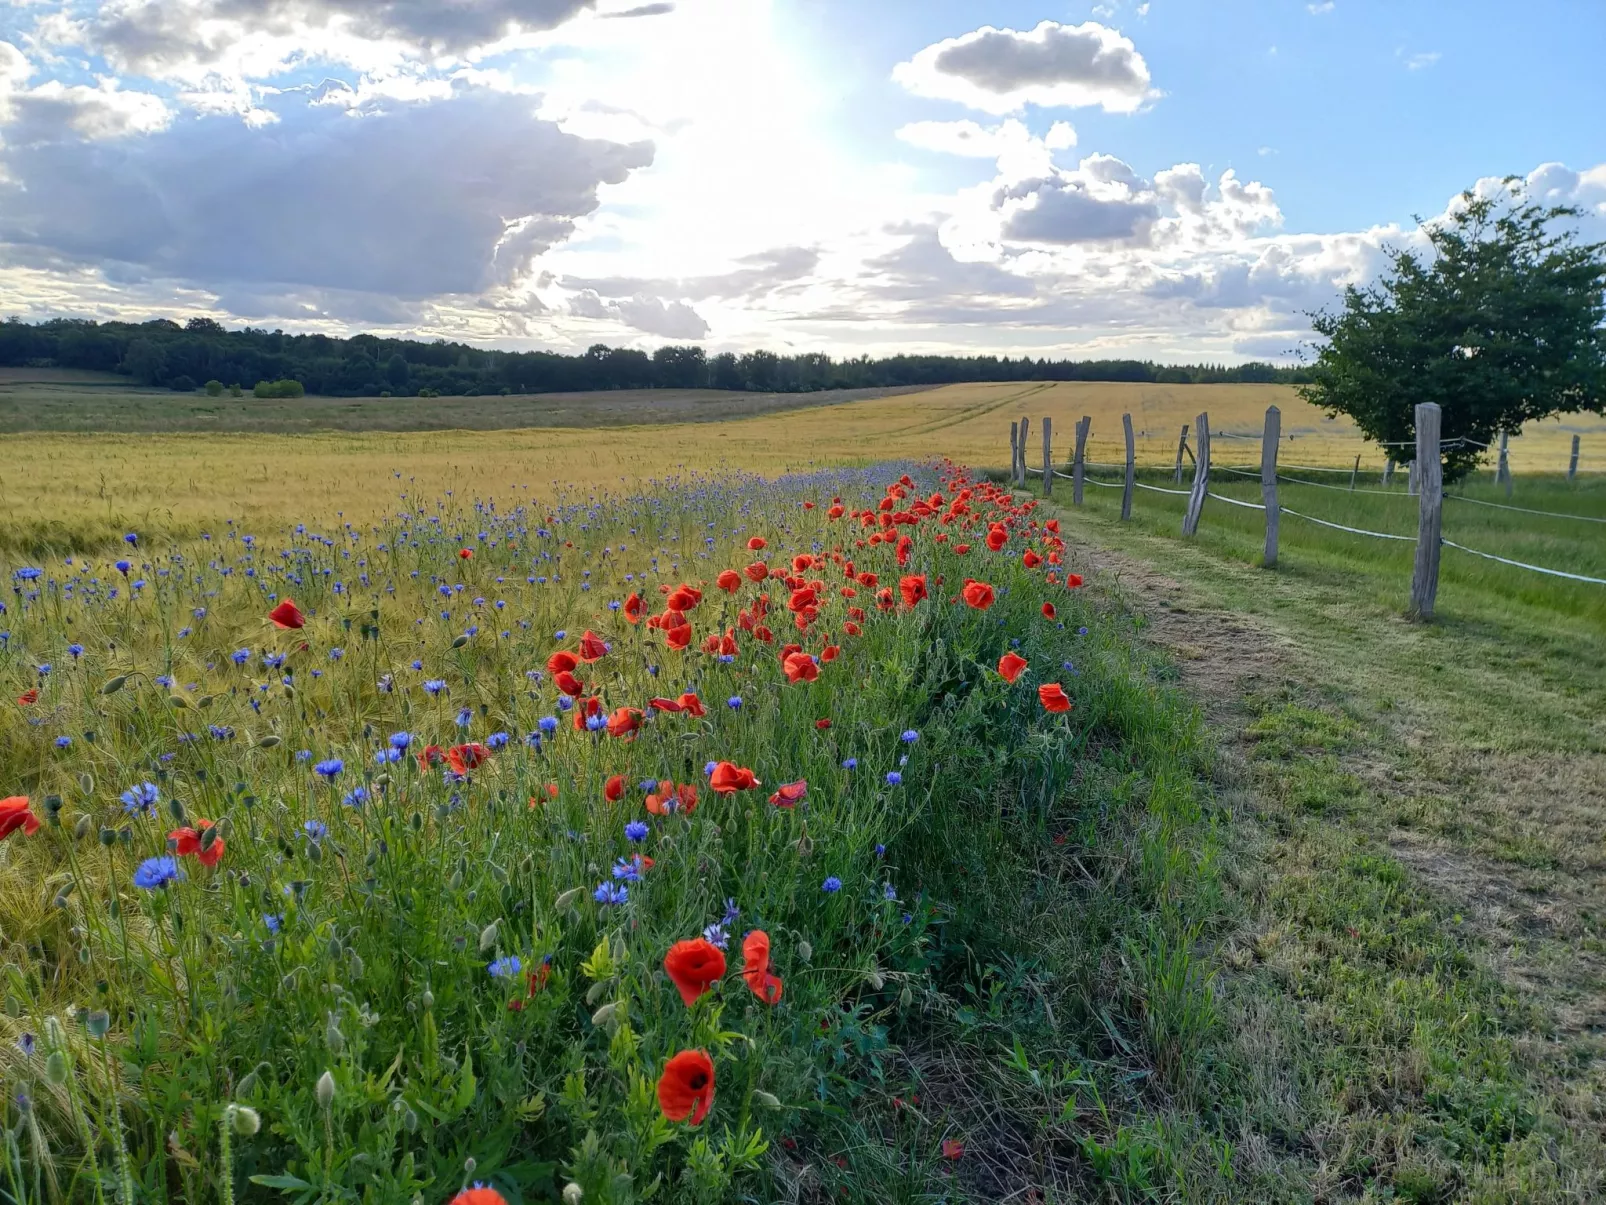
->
<box><xmin>0</xmin><ymin>316</ymin><xmax>1309</xmax><ymax>400</ymax></box>
<box><xmin>1300</xmin><ymin>182</ymin><xmax>1606</xmax><ymax>480</ymax></box>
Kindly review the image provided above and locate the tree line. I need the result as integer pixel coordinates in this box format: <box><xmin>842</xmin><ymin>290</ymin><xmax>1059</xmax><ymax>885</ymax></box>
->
<box><xmin>0</xmin><ymin>316</ymin><xmax>1310</xmax><ymax>398</ymax></box>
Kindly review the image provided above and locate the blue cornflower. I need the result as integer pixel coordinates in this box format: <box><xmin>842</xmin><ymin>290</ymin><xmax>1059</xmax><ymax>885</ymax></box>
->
<box><xmin>375</xmin><ymin>748</ymin><xmax>402</xmax><ymax>765</ymax></box>
<box><xmin>17</xmin><ymin>1032</ymin><xmax>35</xmax><ymax>1056</ymax></box>
<box><xmin>727</xmin><ymin>695</ymin><xmax>742</xmax><ymax>710</ymax></box>
<box><xmin>123</xmin><ymin>533</ymin><xmax>138</xmax><ymax>546</ymax></box>
<box><xmin>455</xmin><ymin>707</ymin><xmax>473</xmax><ymax>728</ymax></box>
<box><xmin>230</xmin><ymin>648</ymin><xmax>250</xmax><ymax>666</ymax></box>
<box><xmin>263</xmin><ymin>914</ymin><xmax>282</xmax><ymax>934</ymax></box>
<box><xmin>1078</xmin><ymin>626</ymin><xmax>1089</xmax><ymax>636</ymax></box>
<box><xmin>54</xmin><ymin>736</ymin><xmax>70</xmax><ymax>749</ymax></box>
<box><xmin>303</xmin><ymin>819</ymin><xmax>328</xmax><ymax>840</ymax></box>
<box><xmin>874</xmin><ymin>843</ymin><xmax>886</xmax><ymax>857</ymax></box>
<box><xmin>328</xmin><ymin>648</ymin><xmax>344</xmax><ymax>661</ymax></box>
<box><xmin>822</xmin><ymin>876</ymin><xmax>843</xmax><ymax>894</ymax></box>
<box><xmin>208</xmin><ymin>724</ymin><xmax>233</xmax><ymax>740</ymax></box>
<box><xmin>423</xmin><ymin>679</ymin><xmax>447</xmax><ymax>696</ymax></box>
<box><xmin>389</xmin><ymin>731</ymin><xmax>412</xmax><ymax>750</ymax></box>
<box><xmin>612</xmin><ymin>859</ymin><xmax>641</xmax><ymax>882</ymax></box>
<box><xmin>411</xmin><ymin>659</ymin><xmax>424</xmax><ymax>670</ymax></box>
<box><xmin>488</xmin><ymin>955</ymin><xmax>522</xmax><ymax>979</ymax></box>
<box><xmin>133</xmin><ymin>856</ymin><xmax>183</xmax><ymax>890</ymax></box>
<box><xmin>342</xmin><ymin>787</ymin><xmax>368</xmax><ymax>808</ymax></box>
<box><xmin>883</xmin><ymin>883</ymin><xmax>898</xmax><ymax>900</ymax></box>
<box><xmin>485</xmin><ymin>732</ymin><xmax>509</xmax><ymax>749</ymax></box>
<box><xmin>313</xmin><ymin>758</ymin><xmax>343</xmax><ymax>780</ymax></box>
<box><xmin>585</xmin><ymin>712</ymin><xmax>607</xmax><ymax>732</ymax></box>
<box><xmin>262</xmin><ymin>652</ymin><xmax>285</xmax><ymax>669</ymax></box>
<box><xmin>556</xmin><ymin>695</ymin><xmax>574</xmax><ymax>711</ymax></box>
<box><xmin>901</xmin><ymin>729</ymin><xmax>920</xmax><ymax>744</ymax></box>
<box><xmin>13</xmin><ymin>568</ymin><xmax>41</xmax><ymax>581</ymax></box>
<box><xmin>538</xmin><ymin>716</ymin><xmax>559</xmax><ymax>735</ymax></box>
<box><xmin>704</xmin><ymin>760</ymin><xmax>717</xmax><ymax>777</ymax></box>
<box><xmin>67</xmin><ymin>643</ymin><xmax>83</xmax><ymax>659</ymax></box>
<box><xmin>120</xmin><ymin>782</ymin><xmax>159</xmax><ymax>816</ymax></box>
<box><xmin>154</xmin><ymin>673</ymin><xmax>174</xmax><ymax>688</ymax></box>
<box><xmin>702</xmin><ymin>922</ymin><xmax>728</xmax><ymax>949</ymax></box>
<box><xmin>593</xmin><ymin>882</ymin><xmax>628</xmax><ymax>906</ymax></box>
<box><xmin>886</xmin><ymin>771</ymin><xmax>903</xmax><ymax>786</ymax></box>
<box><xmin>842</xmin><ymin>757</ymin><xmax>858</xmax><ymax>770</ymax></box>
<box><xmin>625</xmin><ymin>820</ymin><xmax>649</xmax><ymax>842</ymax></box>
<box><xmin>115</xmin><ymin>560</ymin><xmax>131</xmax><ymax>575</ymax></box>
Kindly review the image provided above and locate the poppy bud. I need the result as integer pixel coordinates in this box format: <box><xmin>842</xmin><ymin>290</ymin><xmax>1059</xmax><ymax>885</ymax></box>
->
<box><xmin>797</xmin><ymin>941</ymin><xmax>812</xmax><ymax>963</ymax></box>
<box><xmin>451</xmin><ymin>634</ymin><xmax>470</xmax><ymax>649</ymax></box>
<box><xmin>86</xmin><ymin>1009</ymin><xmax>110</xmax><ymax>1038</ymax></box>
<box><xmin>77</xmin><ymin>772</ymin><xmax>94</xmax><ymax>795</ymax></box>
<box><xmin>478</xmin><ymin>920</ymin><xmax>499</xmax><ymax>951</ymax></box>
<box><xmin>101</xmin><ymin>675</ymin><xmax>127</xmax><ymax>695</ymax></box>
<box><xmin>74</xmin><ymin>815</ymin><xmax>92</xmax><ymax>840</ymax></box>
<box><xmin>563</xmin><ymin>1183</ymin><xmax>584</xmax><ymax>1204</ymax></box>
<box><xmin>257</xmin><ymin>735</ymin><xmax>280</xmax><ymax>748</ymax></box>
<box><xmin>46</xmin><ymin>1051</ymin><xmax>69</xmax><ymax>1086</ymax></box>
<box><xmin>403</xmin><ymin>1106</ymin><xmax>419</xmax><ymax>1132</ymax></box>
<box><xmin>591</xmin><ymin>1001</ymin><xmax>621</xmax><ymax>1028</ymax></box>
<box><xmin>325</xmin><ymin>1018</ymin><xmax>344</xmax><ymax>1054</ymax></box>
<box><xmin>421</xmin><ymin>989</ymin><xmax>434</xmax><ymax>1011</ymax></box>
<box><xmin>865</xmin><ymin>969</ymin><xmax>885</xmax><ymax>990</ymax></box>
<box><xmin>315</xmin><ymin>1070</ymin><xmax>335</xmax><ymax>1109</ymax></box>
<box><xmin>464</xmin><ymin>1158</ymin><xmax>477</xmax><ymax>1177</ymax></box>
<box><xmin>231</xmin><ymin>1105</ymin><xmax>261</xmax><ymax>1136</ymax></box>
<box><xmin>555</xmin><ymin>886</ymin><xmax>584</xmax><ymax>912</ymax></box>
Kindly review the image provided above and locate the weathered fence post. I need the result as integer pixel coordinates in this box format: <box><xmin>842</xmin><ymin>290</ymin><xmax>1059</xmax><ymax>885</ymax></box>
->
<box><xmin>1262</xmin><ymin>405</ymin><xmax>1281</xmax><ymax>568</ymax></box>
<box><xmin>1121</xmin><ymin>413</ymin><xmax>1135</xmax><ymax>521</ymax></box>
<box><xmin>1409</xmin><ymin>403</ymin><xmax>1443</xmax><ymax>620</ymax></box>
<box><xmin>1009</xmin><ymin>421</ymin><xmax>1019</xmax><ymax>485</ymax></box>
<box><xmin>1497</xmin><ymin>431</ymin><xmax>1511</xmax><ymax>497</ymax></box>
<box><xmin>1568</xmin><ymin>434</ymin><xmax>1580</xmax><ymax>482</ymax></box>
<box><xmin>1072</xmin><ymin>415</ymin><xmax>1090</xmax><ymax>506</ymax></box>
<box><xmin>1173</xmin><ymin>423</ymin><xmax>1190</xmax><ymax>484</ymax></box>
<box><xmin>1018</xmin><ymin>415</ymin><xmax>1030</xmax><ymax>486</ymax></box>
<box><xmin>1384</xmin><ymin>458</ymin><xmax>1395</xmax><ymax>486</ymax></box>
<box><xmin>1041</xmin><ymin>416</ymin><xmax>1053</xmax><ymax>498</ymax></box>
<box><xmin>1349</xmin><ymin>454</ymin><xmax>1361</xmax><ymax>492</ymax></box>
<box><xmin>1408</xmin><ymin>459</ymin><xmax>1419</xmax><ymax>496</ymax></box>
<box><xmin>1182</xmin><ymin>412</ymin><xmax>1211</xmax><ymax>537</ymax></box>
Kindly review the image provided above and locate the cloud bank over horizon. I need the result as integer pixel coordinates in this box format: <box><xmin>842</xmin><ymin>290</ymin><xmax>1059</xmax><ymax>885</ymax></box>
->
<box><xmin>0</xmin><ymin>1</ymin><xmax>1600</xmax><ymax>363</ymax></box>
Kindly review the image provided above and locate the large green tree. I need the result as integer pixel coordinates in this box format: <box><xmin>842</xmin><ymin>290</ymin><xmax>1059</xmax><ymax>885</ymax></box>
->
<box><xmin>1301</xmin><ymin>181</ymin><xmax>1606</xmax><ymax>480</ymax></box>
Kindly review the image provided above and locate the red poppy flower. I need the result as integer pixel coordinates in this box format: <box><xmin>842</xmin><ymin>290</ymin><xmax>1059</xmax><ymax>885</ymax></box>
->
<box><xmin>753</xmin><ymin>624</ymin><xmax>773</xmax><ymax>643</ymax></box>
<box><xmin>1066</xmin><ymin>573</ymin><xmax>1084</xmax><ymax>588</ymax></box>
<box><xmin>678</xmin><ymin>691</ymin><xmax>706</xmax><ymax>717</ymax></box>
<box><xmin>604</xmin><ymin>774</ymin><xmax>626</xmax><ymax>802</ymax></box>
<box><xmin>554</xmin><ymin>669</ymin><xmax>585</xmax><ymax>697</ymax></box>
<box><xmin>649</xmin><ymin>696</ymin><xmax>683</xmax><ymax>713</ymax></box>
<box><xmin>748</xmin><ymin>536</ymin><xmax>767</xmax><ymax>550</ymax></box>
<box><xmin>709</xmin><ymin>762</ymin><xmax>759</xmax><ymax>794</ymax></box>
<box><xmin>1038</xmin><ymin>683</ymin><xmax>1073</xmax><ymax>713</ymax></box>
<box><xmin>170</xmin><ymin>819</ymin><xmax>226</xmax><ymax>867</ymax></box>
<box><xmin>573</xmin><ymin>696</ymin><xmax>602</xmax><ymax>731</ymax></box>
<box><xmin>898</xmin><ymin>574</ymin><xmax>928</xmax><ymax>607</ymax></box>
<box><xmin>623</xmin><ymin>592</ymin><xmax>646</xmax><ymax>624</ymax></box>
<box><xmin>744</xmin><ymin>561</ymin><xmax>769</xmax><ymax>583</ymax></box>
<box><xmin>665</xmin><ymin>624</ymin><xmax>693</xmax><ymax>651</ymax></box>
<box><xmin>997</xmin><ymin>652</ymin><xmax>1028</xmax><ymax>684</ymax></box>
<box><xmin>548</xmin><ymin>650</ymin><xmax>579</xmax><ymax>675</ymax></box>
<box><xmin>942</xmin><ymin>1139</ymin><xmax>965</xmax><ymax>1160</ymax></box>
<box><xmin>742</xmin><ymin>929</ymin><xmax>784</xmax><ymax>1004</ymax></box>
<box><xmin>783</xmin><ymin>652</ymin><xmax>819</xmax><ymax>684</ymax></box>
<box><xmin>664</xmin><ymin>938</ymin><xmax>727</xmax><ymax>1007</ymax></box>
<box><xmin>857</xmin><ymin>571</ymin><xmax>878</xmax><ymax>588</ymax></box>
<box><xmin>954</xmin><ymin>543</ymin><xmax>971</xmax><ymax>555</ymax></box>
<box><xmin>1022</xmin><ymin>550</ymin><xmax>1042</xmax><ymax>569</ymax></box>
<box><xmin>1042</xmin><ymin>602</ymin><xmax>1057</xmax><ymax>620</ymax></box>
<box><xmin>606</xmin><ymin>707</ymin><xmax>643</xmax><ymax>739</ymax></box>
<box><xmin>577</xmin><ymin>630</ymin><xmax>609</xmax><ymax>662</ymax></box>
<box><xmin>820</xmin><ymin>644</ymin><xmax>841</xmax><ymax>663</ymax></box>
<box><xmin>815</xmin><ymin>718</ymin><xmax>832</xmax><ymax>730</ymax></box>
<box><xmin>417</xmin><ymin>745</ymin><xmax>446</xmax><ymax>770</ymax></box>
<box><xmin>667</xmin><ymin>586</ymin><xmax>700</xmax><ymax>612</ymax></box>
<box><xmin>657</xmin><ymin>1049</ymin><xmax>715</xmax><ymax>1125</ymax></box>
<box><xmin>447</xmin><ymin>743</ymin><xmax>489</xmax><ymax>775</ymax></box>
<box><xmin>268</xmin><ymin>599</ymin><xmax>306</xmax><ymax>629</ymax></box>
<box><xmin>459</xmin><ymin>548</ymin><xmax>473</xmax><ymax>560</ymax></box>
<box><xmin>450</xmin><ymin>1187</ymin><xmax>508</xmax><ymax>1205</ymax></box>
<box><xmin>646</xmin><ymin>781</ymin><xmax>699</xmax><ymax>815</ymax></box>
<box><xmin>843</xmin><ymin>620</ymin><xmax>862</xmax><ymax>637</ymax></box>
<box><xmin>0</xmin><ymin>796</ymin><xmax>40</xmax><ymax>840</ymax></box>
<box><xmin>768</xmin><ymin>780</ymin><xmax>807</xmax><ymax>808</ymax></box>
<box><xmin>716</xmin><ymin>569</ymin><xmax>742</xmax><ymax>593</ymax></box>
<box><xmin>961</xmin><ymin>580</ymin><xmax>996</xmax><ymax>610</ymax></box>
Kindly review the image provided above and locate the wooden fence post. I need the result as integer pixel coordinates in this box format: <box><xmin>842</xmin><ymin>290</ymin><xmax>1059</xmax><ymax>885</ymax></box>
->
<box><xmin>1569</xmin><ymin>434</ymin><xmax>1581</xmax><ymax>482</ymax></box>
<box><xmin>1349</xmin><ymin>454</ymin><xmax>1360</xmax><ymax>491</ymax></box>
<box><xmin>1182</xmin><ymin>412</ymin><xmax>1211</xmax><ymax>537</ymax></box>
<box><xmin>1408</xmin><ymin>459</ymin><xmax>1419</xmax><ymax>496</ymax></box>
<box><xmin>1409</xmin><ymin>403</ymin><xmax>1443</xmax><ymax>620</ymax></box>
<box><xmin>1072</xmin><ymin>416</ymin><xmax>1090</xmax><ymax>506</ymax></box>
<box><xmin>1121</xmin><ymin>413</ymin><xmax>1135</xmax><ymax>521</ymax></box>
<box><xmin>1497</xmin><ymin>431</ymin><xmax>1511</xmax><ymax>496</ymax></box>
<box><xmin>1383</xmin><ymin>458</ymin><xmax>1395</xmax><ymax>486</ymax></box>
<box><xmin>1262</xmin><ymin>406</ymin><xmax>1281</xmax><ymax>568</ymax></box>
<box><xmin>1018</xmin><ymin>416</ymin><xmax>1030</xmax><ymax>486</ymax></box>
<box><xmin>1041</xmin><ymin>417</ymin><xmax>1054</xmax><ymax>498</ymax></box>
<box><xmin>1173</xmin><ymin>423</ymin><xmax>1190</xmax><ymax>484</ymax></box>
<box><xmin>1009</xmin><ymin>421</ymin><xmax>1018</xmax><ymax>485</ymax></box>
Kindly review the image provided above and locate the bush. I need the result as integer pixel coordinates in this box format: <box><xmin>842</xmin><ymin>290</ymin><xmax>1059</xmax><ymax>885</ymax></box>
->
<box><xmin>168</xmin><ymin>375</ymin><xmax>196</xmax><ymax>392</ymax></box>
<box><xmin>204</xmin><ymin>379</ymin><xmax>224</xmax><ymax>397</ymax></box>
<box><xmin>253</xmin><ymin>378</ymin><xmax>306</xmax><ymax>399</ymax></box>
<box><xmin>229</xmin><ymin>383</ymin><xmax>243</xmax><ymax>397</ymax></box>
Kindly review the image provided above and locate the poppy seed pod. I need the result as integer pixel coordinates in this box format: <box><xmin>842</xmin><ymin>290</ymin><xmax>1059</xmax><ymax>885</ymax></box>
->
<box><xmin>563</xmin><ymin>1184</ymin><xmax>584</xmax><ymax>1204</ymax></box>
<box><xmin>315</xmin><ymin>1070</ymin><xmax>336</xmax><ymax>1108</ymax></box>
<box><xmin>45</xmin><ymin>1051</ymin><xmax>69</xmax><ymax>1085</ymax></box>
<box><xmin>231</xmin><ymin>1105</ymin><xmax>261</xmax><ymax>1136</ymax></box>
<box><xmin>85</xmin><ymin>1010</ymin><xmax>109</xmax><ymax>1038</ymax></box>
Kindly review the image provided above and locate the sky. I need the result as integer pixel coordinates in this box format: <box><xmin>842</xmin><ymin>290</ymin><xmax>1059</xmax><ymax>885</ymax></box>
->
<box><xmin>0</xmin><ymin>0</ymin><xmax>1602</xmax><ymax>363</ymax></box>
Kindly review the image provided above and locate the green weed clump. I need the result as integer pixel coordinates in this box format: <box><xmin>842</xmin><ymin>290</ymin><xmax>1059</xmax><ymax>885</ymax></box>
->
<box><xmin>0</xmin><ymin>463</ymin><xmax>1167</xmax><ymax>1203</ymax></box>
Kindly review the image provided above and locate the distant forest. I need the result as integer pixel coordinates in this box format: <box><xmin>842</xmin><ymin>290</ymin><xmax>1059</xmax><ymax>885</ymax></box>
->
<box><xmin>0</xmin><ymin>316</ymin><xmax>1311</xmax><ymax>397</ymax></box>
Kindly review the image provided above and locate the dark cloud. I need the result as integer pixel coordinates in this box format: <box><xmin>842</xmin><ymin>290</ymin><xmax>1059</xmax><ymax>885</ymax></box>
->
<box><xmin>568</xmin><ymin>288</ymin><xmax>707</xmax><ymax>338</ymax></box>
<box><xmin>0</xmin><ymin>87</ymin><xmax>653</xmax><ymax>313</ymax></box>
<box><xmin>935</xmin><ymin>22</ymin><xmax>1146</xmax><ymax>96</ymax></box>
<box><xmin>563</xmin><ymin>245</ymin><xmax>818</xmax><ymax>301</ymax></box>
<box><xmin>998</xmin><ymin>175</ymin><xmax>1157</xmax><ymax>243</ymax></box>
<box><xmin>602</xmin><ymin>3</ymin><xmax>675</xmax><ymax>17</ymax></box>
<box><xmin>79</xmin><ymin>0</ymin><xmax>596</xmax><ymax>75</ymax></box>
<box><xmin>864</xmin><ymin>226</ymin><xmax>1035</xmax><ymax>299</ymax></box>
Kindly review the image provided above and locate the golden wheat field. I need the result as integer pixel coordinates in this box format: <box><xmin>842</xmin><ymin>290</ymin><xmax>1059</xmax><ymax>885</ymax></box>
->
<box><xmin>3</xmin><ymin>381</ymin><xmax>1601</xmax><ymax>550</ymax></box>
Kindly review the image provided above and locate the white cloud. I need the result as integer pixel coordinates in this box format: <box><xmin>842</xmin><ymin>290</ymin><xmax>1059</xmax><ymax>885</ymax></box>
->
<box><xmin>1307</xmin><ymin>2</ymin><xmax>1334</xmax><ymax>13</ymax></box>
<box><xmin>1406</xmin><ymin>51</ymin><xmax>1441</xmax><ymax>70</ymax></box>
<box><xmin>568</xmin><ymin>288</ymin><xmax>708</xmax><ymax>338</ymax></box>
<box><xmin>893</xmin><ymin>21</ymin><xmax>1155</xmax><ymax>115</ymax></box>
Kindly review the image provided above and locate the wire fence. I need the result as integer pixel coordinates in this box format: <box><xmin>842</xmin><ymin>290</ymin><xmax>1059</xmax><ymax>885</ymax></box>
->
<box><xmin>1010</xmin><ymin>405</ymin><xmax>1604</xmax><ymax>617</ymax></box>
